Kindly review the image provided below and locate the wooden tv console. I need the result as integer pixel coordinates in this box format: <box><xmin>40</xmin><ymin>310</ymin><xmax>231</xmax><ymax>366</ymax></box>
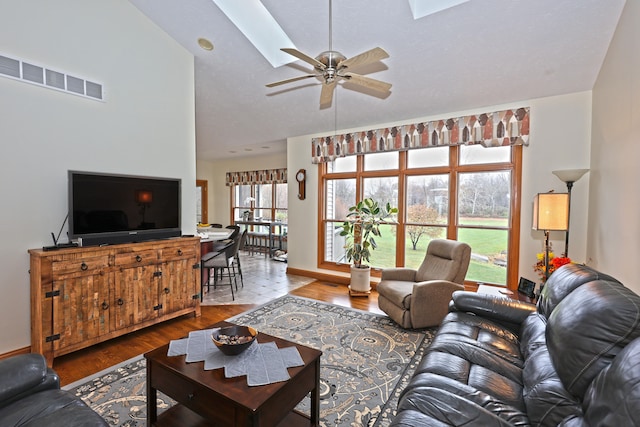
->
<box><xmin>29</xmin><ymin>237</ymin><xmax>201</xmax><ymax>366</ymax></box>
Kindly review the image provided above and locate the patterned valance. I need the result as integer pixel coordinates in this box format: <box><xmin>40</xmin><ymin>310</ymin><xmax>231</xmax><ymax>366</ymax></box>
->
<box><xmin>311</xmin><ymin>107</ymin><xmax>530</xmax><ymax>164</ymax></box>
<box><xmin>225</xmin><ymin>168</ymin><xmax>287</xmax><ymax>186</ymax></box>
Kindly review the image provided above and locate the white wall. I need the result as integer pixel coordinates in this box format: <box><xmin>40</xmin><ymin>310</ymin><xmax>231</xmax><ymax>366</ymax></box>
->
<box><xmin>286</xmin><ymin>92</ymin><xmax>592</xmax><ymax>285</ymax></box>
<box><xmin>0</xmin><ymin>0</ymin><xmax>196</xmax><ymax>354</ymax></box>
<box><xmin>197</xmin><ymin>153</ymin><xmax>287</xmax><ymax>225</ymax></box>
<box><xmin>590</xmin><ymin>0</ymin><xmax>640</xmax><ymax>292</ymax></box>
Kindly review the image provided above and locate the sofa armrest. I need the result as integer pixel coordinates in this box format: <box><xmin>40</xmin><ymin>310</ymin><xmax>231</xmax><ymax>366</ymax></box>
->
<box><xmin>381</xmin><ymin>268</ymin><xmax>417</xmax><ymax>281</ymax></box>
<box><xmin>451</xmin><ymin>291</ymin><xmax>537</xmax><ymax>326</ymax></box>
<box><xmin>0</xmin><ymin>354</ymin><xmax>60</xmax><ymax>409</ymax></box>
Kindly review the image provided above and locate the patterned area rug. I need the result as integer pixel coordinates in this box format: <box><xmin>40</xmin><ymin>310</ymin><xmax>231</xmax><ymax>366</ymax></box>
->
<box><xmin>65</xmin><ymin>295</ymin><xmax>435</xmax><ymax>427</ymax></box>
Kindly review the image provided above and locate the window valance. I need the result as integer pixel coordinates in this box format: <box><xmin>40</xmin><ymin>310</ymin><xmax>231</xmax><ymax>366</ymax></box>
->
<box><xmin>311</xmin><ymin>107</ymin><xmax>530</xmax><ymax>164</ymax></box>
<box><xmin>225</xmin><ymin>168</ymin><xmax>287</xmax><ymax>186</ymax></box>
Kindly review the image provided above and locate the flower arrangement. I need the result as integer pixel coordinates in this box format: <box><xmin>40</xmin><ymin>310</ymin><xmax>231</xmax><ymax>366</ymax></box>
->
<box><xmin>533</xmin><ymin>251</ymin><xmax>571</xmax><ymax>282</ymax></box>
<box><xmin>243</xmin><ymin>197</ymin><xmax>256</xmax><ymax>221</ymax></box>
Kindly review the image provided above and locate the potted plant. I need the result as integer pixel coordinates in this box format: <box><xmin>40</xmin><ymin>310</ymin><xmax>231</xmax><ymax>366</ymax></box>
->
<box><xmin>340</xmin><ymin>197</ymin><xmax>397</xmax><ymax>293</ymax></box>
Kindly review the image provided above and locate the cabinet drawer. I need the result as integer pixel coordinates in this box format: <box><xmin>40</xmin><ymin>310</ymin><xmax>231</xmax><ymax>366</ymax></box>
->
<box><xmin>52</xmin><ymin>256</ymin><xmax>110</xmax><ymax>277</ymax></box>
<box><xmin>150</xmin><ymin>364</ymin><xmax>233</xmax><ymax>424</ymax></box>
<box><xmin>115</xmin><ymin>250</ymin><xmax>158</xmax><ymax>267</ymax></box>
<box><xmin>160</xmin><ymin>246</ymin><xmax>197</xmax><ymax>261</ymax></box>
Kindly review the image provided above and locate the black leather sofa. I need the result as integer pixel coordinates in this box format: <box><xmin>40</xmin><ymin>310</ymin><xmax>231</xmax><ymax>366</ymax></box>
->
<box><xmin>391</xmin><ymin>263</ymin><xmax>640</xmax><ymax>426</ymax></box>
<box><xmin>0</xmin><ymin>353</ymin><xmax>108</xmax><ymax>426</ymax></box>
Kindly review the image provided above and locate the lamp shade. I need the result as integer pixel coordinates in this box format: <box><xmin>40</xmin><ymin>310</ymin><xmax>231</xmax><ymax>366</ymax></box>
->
<box><xmin>533</xmin><ymin>193</ymin><xmax>569</xmax><ymax>231</ymax></box>
<box><xmin>552</xmin><ymin>169</ymin><xmax>589</xmax><ymax>184</ymax></box>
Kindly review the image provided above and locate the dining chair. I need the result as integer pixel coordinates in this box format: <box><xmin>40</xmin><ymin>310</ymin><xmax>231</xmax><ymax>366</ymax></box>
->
<box><xmin>234</xmin><ymin>230</ymin><xmax>248</xmax><ymax>289</ymax></box>
<box><xmin>213</xmin><ymin>225</ymin><xmax>240</xmax><ymax>251</ymax></box>
<box><xmin>201</xmin><ymin>231</ymin><xmax>243</xmax><ymax>301</ymax></box>
<box><xmin>225</xmin><ymin>225</ymin><xmax>241</xmax><ymax>241</ymax></box>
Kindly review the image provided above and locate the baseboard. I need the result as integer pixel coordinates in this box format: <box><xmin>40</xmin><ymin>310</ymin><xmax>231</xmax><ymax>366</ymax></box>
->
<box><xmin>0</xmin><ymin>346</ymin><xmax>30</xmax><ymax>361</ymax></box>
<box><xmin>286</xmin><ymin>267</ymin><xmax>478</xmax><ymax>293</ymax></box>
<box><xmin>286</xmin><ymin>267</ymin><xmax>349</xmax><ymax>285</ymax></box>
<box><xmin>285</xmin><ymin>267</ymin><xmax>382</xmax><ymax>289</ymax></box>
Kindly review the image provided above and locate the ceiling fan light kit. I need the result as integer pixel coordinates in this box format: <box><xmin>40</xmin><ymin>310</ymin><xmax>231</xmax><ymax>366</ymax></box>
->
<box><xmin>266</xmin><ymin>0</ymin><xmax>391</xmax><ymax>106</ymax></box>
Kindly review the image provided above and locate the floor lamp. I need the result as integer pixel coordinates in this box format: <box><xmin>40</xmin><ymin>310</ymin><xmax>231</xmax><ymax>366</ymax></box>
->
<box><xmin>533</xmin><ymin>193</ymin><xmax>569</xmax><ymax>283</ymax></box>
<box><xmin>552</xmin><ymin>169</ymin><xmax>589</xmax><ymax>257</ymax></box>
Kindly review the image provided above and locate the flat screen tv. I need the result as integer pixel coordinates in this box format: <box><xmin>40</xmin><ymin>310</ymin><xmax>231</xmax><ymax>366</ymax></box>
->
<box><xmin>69</xmin><ymin>171</ymin><xmax>182</xmax><ymax>246</ymax></box>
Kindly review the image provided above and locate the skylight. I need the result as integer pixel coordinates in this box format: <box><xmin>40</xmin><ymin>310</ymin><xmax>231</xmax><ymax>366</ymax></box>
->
<box><xmin>211</xmin><ymin>0</ymin><xmax>296</xmax><ymax>68</ymax></box>
<box><xmin>407</xmin><ymin>0</ymin><xmax>471</xmax><ymax>19</ymax></box>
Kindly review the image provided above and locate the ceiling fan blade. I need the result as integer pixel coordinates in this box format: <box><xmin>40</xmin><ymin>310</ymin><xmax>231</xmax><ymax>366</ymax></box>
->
<box><xmin>339</xmin><ymin>47</ymin><xmax>389</xmax><ymax>70</ymax></box>
<box><xmin>320</xmin><ymin>81</ymin><xmax>337</xmax><ymax>106</ymax></box>
<box><xmin>265</xmin><ymin>74</ymin><xmax>316</xmax><ymax>88</ymax></box>
<box><xmin>281</xmin><ymin>48</ymin><xmax>326</xmax><ymax>69</ymax></box>
<box><xmin>343</xmin><ymin>72</ymin><xmax>392</xmax><ymax>93</ymax></box>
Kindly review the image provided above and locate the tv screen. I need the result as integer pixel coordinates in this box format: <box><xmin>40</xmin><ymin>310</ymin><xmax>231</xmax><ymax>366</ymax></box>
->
<box><xmin>69</xmin><ymin>171</ymin><xmax>181</xmax><ymax>246</ymax></box>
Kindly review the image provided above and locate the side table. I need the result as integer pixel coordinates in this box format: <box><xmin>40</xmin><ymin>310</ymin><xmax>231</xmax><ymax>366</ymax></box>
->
<box><xmin>476</xmin><ymin>284</ymin><xmax>536</xmax><ymax>303</ymax></box>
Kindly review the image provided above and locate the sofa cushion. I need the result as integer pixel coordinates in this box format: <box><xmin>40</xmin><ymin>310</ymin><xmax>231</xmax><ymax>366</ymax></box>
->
<box><xmin>437</xmin><ymin>312</ymin><xmax>522</xmax><ymax>364</ymax></box>
<box><xmin>0</xmin><ymin>389</ymin><xmax>107</xmax><ymax>427</ymax></box>
<box><xmin>398</xmin><ymin>374</ymin><xmax>529</xmax><ymax>426</ymax></box>
<box><xmin>390</xmin><ymin>409</ymin><xmax>452</xmax><ymax>426</ymax></box>
<box><xmin>579</xmin><ymin>337</ymin><xmax>640</xmax><ymax>426</ymax></box>
<box><xmin>547</xmin><ymin>278</ymin><xmax>640</xmax><ymax>398</ymax></box>
<box><xmin>415</xmin><ymin>312</ymin><xmax>525</xmax><ymax>408</ymax></box>
<box><xmin>537</xmin><ymin>263</ymin><xmax>621</xmax><ymax>318</ymax></box>
<box><xmin>519</xmin><ymin>312</ymin><xmax>547</xmax><ymax>359</ymax></box>
<box><xmin>0</xmin><ymin>354</ymin><xmax>55</xmax><ymax>410</ymax></box>
<box><xmin>522</xmin><ymin>344</ymin><xmax>581</xmax><ymax>426</ymax></box>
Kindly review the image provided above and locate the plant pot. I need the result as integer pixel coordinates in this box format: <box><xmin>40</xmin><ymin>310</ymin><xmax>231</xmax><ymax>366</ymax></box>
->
<box><xmin>350</xmin><ymin>265</ymin><xmax>371</xmax><ymax>292</ymax></box>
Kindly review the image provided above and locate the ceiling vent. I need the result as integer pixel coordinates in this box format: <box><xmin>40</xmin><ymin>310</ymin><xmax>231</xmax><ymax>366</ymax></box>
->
<box><xmin>0</xmin><ymin>53</ymin><xmax>104</xmax><ymax>101</ymax></box>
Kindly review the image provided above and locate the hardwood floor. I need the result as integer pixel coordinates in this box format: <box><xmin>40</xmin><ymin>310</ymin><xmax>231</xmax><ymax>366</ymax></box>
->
<box><xmin>54</xmin><ymin>281</ymin><xmax>383</xmax><ymax>387</ymax></box>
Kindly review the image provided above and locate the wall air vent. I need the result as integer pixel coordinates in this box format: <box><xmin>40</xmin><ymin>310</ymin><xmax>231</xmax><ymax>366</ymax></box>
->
<box><xmin>0</xmin><ymin>53</ymin><xmax>104</xmax><ymax>101</ymax></box>
<box><xmin>23</xmin><ymin>63</ymin><xmax>44</xmax><ymax>84</ymax></box>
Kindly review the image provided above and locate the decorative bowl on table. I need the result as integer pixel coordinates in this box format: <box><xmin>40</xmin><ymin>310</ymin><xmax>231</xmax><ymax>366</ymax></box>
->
<box><xmin>211</xmin><ymin>325</ymin><xmax>257</xmax><ymax>355</ymax></box>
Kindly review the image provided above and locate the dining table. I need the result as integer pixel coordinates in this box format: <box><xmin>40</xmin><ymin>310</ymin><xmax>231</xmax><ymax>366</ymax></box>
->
<box><xmin>234</xmin><ymin>220</ymin><xmax>286</xmax><ymax>258</ymax></box>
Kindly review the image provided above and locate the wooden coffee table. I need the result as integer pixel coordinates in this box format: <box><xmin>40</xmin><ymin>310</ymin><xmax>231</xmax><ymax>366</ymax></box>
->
<box><xmin>144</xmin><ymin>321</ymin><xmax>322</xmax><ymax>427</ymax></box>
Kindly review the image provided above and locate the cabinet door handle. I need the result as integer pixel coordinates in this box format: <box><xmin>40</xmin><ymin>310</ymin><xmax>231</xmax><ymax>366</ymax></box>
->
<box><xmin>117</xmin><ymin>298</ymin><xmax>124</xmax><ymax>306</ymax></box>
<box><xmin>164</xmin><ymin>287</ymin><xmax>170</xmax><ymax>294</ymax></box>
<box><xmin>101</xmin><ymin>301</ymin><xmax>109</xmax><ymax>310</ymax></box>
<box><xmin>136</xmin><ymin>255</ymin><xmax>142</xmax><ymax>262</ymax></box>
<box><xmin>177</xmin><ymin>249</ymin><xmax>183</xmax><ymax>256</ymax></box>
<box><xmin>81</xmin><ymin>262</ymin><xmax>88</xmax><ymax>271</ymax></box>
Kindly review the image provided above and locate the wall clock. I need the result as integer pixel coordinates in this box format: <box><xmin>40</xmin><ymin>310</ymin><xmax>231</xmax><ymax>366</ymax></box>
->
<box><xmin>296</xmin><ymin>169</ymin><xmax>306</xmax><ymax>200</ymax></box>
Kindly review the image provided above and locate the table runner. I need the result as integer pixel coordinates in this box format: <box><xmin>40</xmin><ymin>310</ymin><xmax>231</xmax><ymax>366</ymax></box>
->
<box><xmin>167</xmin><ymin>328</ymin><xmax>304</xmax><ymax>386</ymax></box>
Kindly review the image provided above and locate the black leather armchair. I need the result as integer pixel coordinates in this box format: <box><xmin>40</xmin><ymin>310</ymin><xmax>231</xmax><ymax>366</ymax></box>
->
<box><xmin>0</xmin><ymin>354</ymin><xmax>107</xmax><ymax>426</ymax></box>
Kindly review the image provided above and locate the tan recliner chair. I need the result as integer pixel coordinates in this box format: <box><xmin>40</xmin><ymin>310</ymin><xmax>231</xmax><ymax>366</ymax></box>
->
<box><xmin>377</xmin><ymin>239</ymin><xmax>471</xmax><ymax>329</ymax></box>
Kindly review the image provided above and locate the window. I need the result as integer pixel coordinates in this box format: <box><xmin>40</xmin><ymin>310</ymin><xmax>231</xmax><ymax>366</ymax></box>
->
<box><xmin>232</xmin><ymin>184</ymin><xmax>253</xmax><ymax>221</ymax></box>
<box><xmin>225</xmin><ymin>168</ymin><xmax>288</xmax><ymax>223</ymax></box>
<box><xmin>319</xmin><ymin>145</ymin><xmax>522</xmax><ymax>287</ymax></box>
<box><xmin>231</xmin><ymin>183</ymin><xmax>287</xmax><ymax>223</ymax></box>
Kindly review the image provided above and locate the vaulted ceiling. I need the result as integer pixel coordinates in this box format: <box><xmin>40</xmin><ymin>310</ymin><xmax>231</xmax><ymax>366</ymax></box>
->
<box><xmin>128</xmin><ymin>0</ymin><xmax>626</xmax><ymax>160</ymax></box>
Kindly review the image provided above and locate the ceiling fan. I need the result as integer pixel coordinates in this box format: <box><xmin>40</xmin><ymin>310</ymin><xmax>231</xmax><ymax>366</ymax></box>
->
<box><xmin>265</xmin><ymin>0</ymin><xmax>391</xmax><ymax>106</ymax></box>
